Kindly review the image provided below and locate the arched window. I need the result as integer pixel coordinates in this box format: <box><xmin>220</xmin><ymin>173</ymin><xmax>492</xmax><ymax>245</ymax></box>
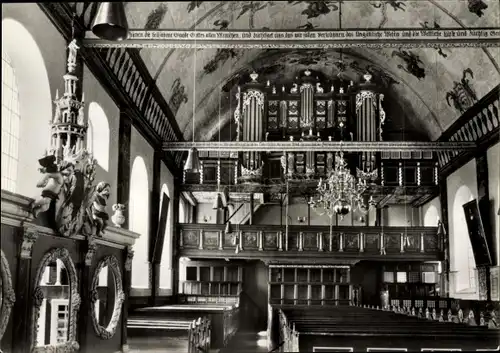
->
<box><xmin>2</xmin><ymin>19</ymin><xmax>51</xmax><ymax>196</ymax></box>
<box><xmin>87</xmin><ymin>102</ymin><xmax>110</xmax><ymax>171</ymax></box>
<box><xmin>159</xmin><ymin>183</ymin><xmax>173</xmax><ymax>291</ymax></box>
<box><xmin>423</xmin><ymin>204</ymin><xmax>439</xmax><ymax>226</ymax></box>
<box><xmin>1</xmin><ymin>49</ymin><xmax>21</xmax><ymax>192</ymax></box>
<box><xmin>451</xmin><ymin>185</ymin><xmax>476</xmax><ymax>294</ymax></box>
<box><xmin>129</xmin><ymin>156</ymin><xmax>149</xmax><ymax>289</ymax></box>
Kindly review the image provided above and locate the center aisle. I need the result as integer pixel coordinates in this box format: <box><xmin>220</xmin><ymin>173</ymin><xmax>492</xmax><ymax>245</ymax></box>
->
<box><xmin>219</xmin><ymin>330</ymin><xmax>270</xmax><ymax>353</ymax></box>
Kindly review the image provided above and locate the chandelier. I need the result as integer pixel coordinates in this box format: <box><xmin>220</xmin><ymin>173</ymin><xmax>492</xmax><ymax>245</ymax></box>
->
<box><xmin>310</xmin><ymin>151</ymin><xmax>374</xmax><ymax>219</ymax></box>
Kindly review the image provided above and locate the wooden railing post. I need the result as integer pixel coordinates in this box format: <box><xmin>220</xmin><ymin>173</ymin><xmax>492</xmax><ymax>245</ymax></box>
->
<box><xmin>359</xmin><ymin>232</ymin><xmax>365</xmax><ymax>252</ymax></box>
<box><xmin>199</xmin><ymin>229</ymin><xmax>204</xmax><ymax>250</ymax></box>
<box><xmin>298</xmin><ymin>232</ymin><xmax>304</xmax><ymax>251</ymax></box>
<box><xmin>339</xmin><ymin>233</ymin><xmax>344</xmax><ymax>252</ymax></box>
<box><xmin>239</xmin><ymin>230</ymin><xmax>244</xmax><ymax>251</ymax></box>
<box><xmin>258</xmin><ymin>230</ymin><xmax>264</xmax><ymax>251</ymax></box>
<box><xmin>420</xmin><ymin>232</ymin><xmax>425</xmax><ymax>253</ymax></box>
<box><xmin>318</xmin><ymin>232</ymin><xmax>324</xmax><ymax>251</ymax></box>
<box><xmin>278</xmin><ymin>231</ymin><xmax>283</xmax><ymax>251</ymax></box>
<box><xmin>219</xmin><ymin>230</ymin><xmax>224</xmax><ymax>250</ymax></box>
<box><xmin>400</xmin><ymin>233</ymin><xmax>405</xmax><ymax>253</ymax></box>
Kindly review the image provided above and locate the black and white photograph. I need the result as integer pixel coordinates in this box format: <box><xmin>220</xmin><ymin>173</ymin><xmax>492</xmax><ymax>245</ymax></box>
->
<box><xmin>0</xmin><ymin>1</ymin><xmax>499</xmax><ymax>352</ymax></box>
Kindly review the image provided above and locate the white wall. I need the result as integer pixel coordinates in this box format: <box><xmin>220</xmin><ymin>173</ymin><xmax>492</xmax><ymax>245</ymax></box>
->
<box><xmin>129</xmin><ymin>126</ymin><xmax>154</xmax><ymax>296</ymax></box>
<box><xmin>447</xmin><ymin>159</ymin><xmax>478</xmax><ymax>299</ymax></box>
<box><xmin>159</xmin><ymin>162</ymin><xmax>175</xmax><ymax>295</ymax></box>
<box><xmin>422</xmin><ymin>197</ymin><xmax>441</xmax><ymax>227</ymax></box>
<box><xmin>487</xmin><ymin>142</ymin><xmax>500</xmax><ymax>300</ymax></box>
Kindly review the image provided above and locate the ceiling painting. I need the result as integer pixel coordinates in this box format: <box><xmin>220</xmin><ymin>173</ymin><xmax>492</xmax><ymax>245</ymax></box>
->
<box><xmin>118</xmin><ymin>1</ymin><xmax>499</xmax><ymax>142</ymax></box>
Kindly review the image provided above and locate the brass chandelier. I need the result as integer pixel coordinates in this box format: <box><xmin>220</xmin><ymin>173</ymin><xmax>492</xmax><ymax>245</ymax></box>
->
<box><xmin>310</xmin><ymin>151</ymin><xmax>374</xmax><ymax>219</ymax></box>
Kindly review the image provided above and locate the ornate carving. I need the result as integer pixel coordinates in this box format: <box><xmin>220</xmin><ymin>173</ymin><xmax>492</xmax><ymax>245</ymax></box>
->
<box><xmin>356</xmin><ymin>91</ymin><xmax>376</xmax><ymax>110</ymax></box>
<box><xmin>67</xmin><ymin>40</ymin><xmax>80</xmax><ymax>73</ymax></box>
<box><xmin>85</xmin><ymin>236</ymin><xmax>98</xmax><ymax>266</ymax></box>
<box><xmin>315</xmin><ymin>82</ymin><xmax>324</xmax><ymax>94</ymax></box>
<box><xmin>234</xmin><ymin>86</ymin><xmax>241</xmax><ymax>141</ymax></box>
<box><xmin>31</xmin><ymin>143</ymin><xmax>111</xmax><ymax>238</ymax></box>
<box><xmin>125</xmin><ymin>246</ymin><xmax>134</xmax><ymax>272</ymax></box>
<box><xmin>446</xmin><ymin>68</ymin><xmax>477</xmax><ymax>113</ymax></box>
<box><xmin>0</xmin><ymin>250</ymin><xmax>16</xmax><ymax>340</ymax></box>
<box><xmin>240</xmin><ymin>164</ymin><xmax>263</xmax><ymax>178</ymax></box>
<box><xmin>21</xmin><ymin>228</ymin><xmax>39</xmax><ymax>259</ymax></box>
<box><xmin>90</xmin><ymin>256</ymin><xmax>125</xmax><ymax>340</ymax></box>
<box><xmin>379</xmin><ymin>94</ymin><xmax>386</xmax><ymax>141</ymax></box>
<box><xmin>242</xmin><ymin>90</ymin><xmax>264</xmax><ymax>114</ymax></box>
<box><xmin>31</xmin><ymin>248</ymin><xmax>80</xmax><ymax>352</ymax></box>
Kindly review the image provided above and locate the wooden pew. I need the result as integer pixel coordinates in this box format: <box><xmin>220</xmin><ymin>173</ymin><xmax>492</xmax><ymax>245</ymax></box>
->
<box><xmin>130</xmin><ymin>304</ymin><xmax>239</xmax><ymax>349</ymax></box>
<box><xmin>127</xmin><ymin>316</ymin><xmax>210</xmax><ymax>353</ymax></box>
<box><xmin>271</xmin><ymin>305</ymin><xmax>500</xmax><ymax>352</ymax></box>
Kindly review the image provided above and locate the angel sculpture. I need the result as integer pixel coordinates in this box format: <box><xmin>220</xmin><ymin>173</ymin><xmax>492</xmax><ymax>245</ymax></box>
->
<box><xmin>31</xmin><ymin>154</ymin><xmax>66</xmax><ymax>218</ymax></box>
<box><xmin>91</xmin><ymin>181</ymin><xmax>111</xmax><ymax>235</ymax></box>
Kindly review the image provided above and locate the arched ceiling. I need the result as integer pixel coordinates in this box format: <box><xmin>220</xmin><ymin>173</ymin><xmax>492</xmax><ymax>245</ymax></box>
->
<box><xmin>123</xmin><ymin>1</ymin><xmax>500</xmax><ymax>141</ymax></box>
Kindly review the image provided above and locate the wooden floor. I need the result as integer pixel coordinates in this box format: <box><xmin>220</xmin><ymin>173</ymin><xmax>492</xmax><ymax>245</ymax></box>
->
<box><xmin>129</xmin><ymin>335</ymin><xmax>189</xmax><ymax>353</ymax></box>
<box><xmin>220</xmin><ymin>330</ymin><xmax>269</xmax><ymax>353</ymax></box>
<box><xmin>128</xmin><ymin>330</ymin><xmax>267</xmax><ymax>353</ymax></box>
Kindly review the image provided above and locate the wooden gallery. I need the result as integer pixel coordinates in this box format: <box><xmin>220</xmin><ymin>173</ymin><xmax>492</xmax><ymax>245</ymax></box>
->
<box><xmin>0</xmin><ymin>1</ymin><xmax>499</xmax><ymax>353</ymax></box>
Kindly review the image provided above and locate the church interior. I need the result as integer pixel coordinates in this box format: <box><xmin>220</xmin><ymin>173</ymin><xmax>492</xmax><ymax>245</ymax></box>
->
<box><xmin>1</xmin><ymin>1</ymin><xmax>499</xmax><ymax>352</ymax></box>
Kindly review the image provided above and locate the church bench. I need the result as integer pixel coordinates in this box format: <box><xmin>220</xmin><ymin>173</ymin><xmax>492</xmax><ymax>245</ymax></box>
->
<box><xmin>270</xmin><ymin>305</ymin><xmax>500</xmax><ymax>352</ymax></box>
<box><xmin>127</xmin><ymin>317</ymin><xmax>210</xmax><ymax>353</ymax></box>
<box><xmin>131</xmin><ymin>304</ymin><xmax>239</xmax><ymax>349</ymax></box>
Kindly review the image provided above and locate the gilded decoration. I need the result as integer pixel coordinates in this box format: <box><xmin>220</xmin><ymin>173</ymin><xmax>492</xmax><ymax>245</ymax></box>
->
<box><xmin>0</xmin><ymin>249</ymin><xmax>16</xmax><ymax>340</ymax></box>
<box><xmin>31</xmin><ymin>248</ymin><xmax>80</xmax><ymax>353</ymax></box>
<box><xmin>90</xmin><ymin>256</ymin><xmax>125</xmax><ymax>340</ymax></box>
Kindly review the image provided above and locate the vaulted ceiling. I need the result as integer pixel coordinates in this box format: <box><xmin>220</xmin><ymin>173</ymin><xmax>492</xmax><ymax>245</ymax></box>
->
<box><xmin>122</xmin><ymin>1</ymin><xmax>500</xmax><ymax>141</ymax></box>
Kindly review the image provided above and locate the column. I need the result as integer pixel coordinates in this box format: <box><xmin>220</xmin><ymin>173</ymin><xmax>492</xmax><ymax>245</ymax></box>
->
<box><xmin>149</xmin><ymin>150</ymin><xmax>161</xmax><ymax>306</ymax></box>
<box><xmin>475</xmin><ymin>153</ymin><xmax>491</xmax><ymax>301</ymax></box>
<box><xmin>78</xmin><ymin>237</ymin><xmax>98</xmax><ymax>353</ymax></box>
<box><xmin>13</xmin><ymin>228</ymin><xmax>39</xmax><ymax>353</ymax></box>
<box><xmin>121</xmin><ymin>247</ymin><xmax>134</xmax><ymax>353</ymax></box>
<box><xmin>117</xmin><ymin>112</ymin><xmax>132</xmax><ymax>229</ymax></box>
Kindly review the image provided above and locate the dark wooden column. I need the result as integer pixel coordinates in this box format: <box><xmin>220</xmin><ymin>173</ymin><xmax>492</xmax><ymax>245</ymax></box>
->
<box><xmin>117</xmin><ymin>112</ymin><xmax>132</xmax><ymax>229</ymax></box>
<box><xmin>78</xmin><ymin>237</ymin><xmax>98</xmax><ymax>353</ymax></box>
<box><xmin>249</xmin><ymin>193</ymin><xmax>254</xmax><ymax>225</ymax></box>
<box><xmin>438</xmin><ymin>177</ymin><xmax>450</xmax><ymax>297</ymax></box>
<box><xmin>149</xmin><ymin>150</ymin><xmax>162</xmax><ymax>306</ymax></box>
<box><xmin>13</xmin><ymin>227</ymin><xmax>38</xmax><ymax>353</ymax></box>
<box><xmin>171</xmin><ymin>175</ymin><xmax>181</xmax><ymax>299</ymax></box>
<box><xmin>475</xmin><ymin>152</ymin><xmax>491</xmax><ymax>301</ymax></box>
<box><xmin>121</xmin><ymin>247</ymin><xmax>134</xmax><ymax>352</ymax></box>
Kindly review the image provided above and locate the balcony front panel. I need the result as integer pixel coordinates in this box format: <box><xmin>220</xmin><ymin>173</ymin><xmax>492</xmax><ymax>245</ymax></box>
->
<box><xmin>178</xmin><ymin>224</ymin><xmax>441</xmax><ymax>262</ymax></box>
